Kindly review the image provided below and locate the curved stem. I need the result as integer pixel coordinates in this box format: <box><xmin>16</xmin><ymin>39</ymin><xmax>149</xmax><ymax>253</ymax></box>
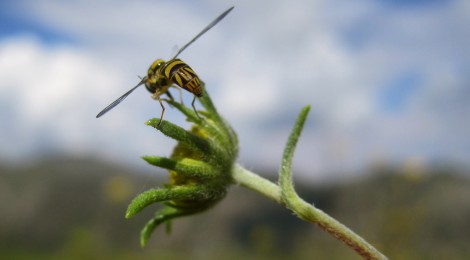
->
<box><xmin>232</xmin><ymin>164</ymin><xmax>282</xmax><ymax>204</ymax></box>
<box><xmin>232</xmin><ymin>164</ymin><xmax>388</xmax><ymax>260</ymax></box>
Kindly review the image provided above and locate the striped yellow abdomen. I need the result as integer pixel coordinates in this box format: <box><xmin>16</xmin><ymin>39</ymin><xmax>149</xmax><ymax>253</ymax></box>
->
<box><xmin>162</xmin><ymin>59</ymin><xmax>203</xmax><ymax>97</ymax></box>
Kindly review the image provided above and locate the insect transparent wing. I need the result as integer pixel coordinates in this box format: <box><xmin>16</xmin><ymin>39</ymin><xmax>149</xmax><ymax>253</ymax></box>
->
<box><xmin>96</xmin><ymin>78</ymin><xmax>146</xmax><ymax>118</ymax></box>
<box><xmin>172</xmin><ymin>6</ymin><xmax>234</xmax><ymax>60</ymax></box>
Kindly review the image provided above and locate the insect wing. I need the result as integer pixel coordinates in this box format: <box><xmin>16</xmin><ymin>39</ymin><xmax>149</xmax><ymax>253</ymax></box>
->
<box><xmin>96</xmin><ymin>78</ymin><xmax>146</xmax><ymax>118</ymax></box>
<box><xmin>172</xmin><ymin>6</ymin><xmax>234</xmax><ymax>59</ymax></box>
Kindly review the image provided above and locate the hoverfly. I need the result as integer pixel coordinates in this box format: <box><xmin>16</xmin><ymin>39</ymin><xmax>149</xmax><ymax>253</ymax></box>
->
<box><xmin>96</xmin><ymin>6</ymin><xmax>234</xmax><ymax>126</ymax></box>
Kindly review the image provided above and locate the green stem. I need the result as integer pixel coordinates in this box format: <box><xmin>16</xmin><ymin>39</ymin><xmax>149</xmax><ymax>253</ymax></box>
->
<box><xmin>232</xmin><ymin>163</ymin><xmax>388</xmax><ymax>260</ymax></box>
<box><xmin>232</xmin><ymin>164</ymin><xmax>282</xmax><ymax>204</ymax></box>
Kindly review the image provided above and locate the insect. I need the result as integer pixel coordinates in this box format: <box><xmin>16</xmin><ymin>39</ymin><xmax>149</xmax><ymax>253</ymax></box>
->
<box><xmin>96</xmin><ymin>6</ymin><xmax>234</xmax><ymax>125</ymax></box>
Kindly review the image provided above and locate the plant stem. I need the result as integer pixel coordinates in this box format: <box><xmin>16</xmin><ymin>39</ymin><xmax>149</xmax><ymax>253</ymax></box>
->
<box><xmin>232</xmin><ymin>163</ymin><xmax>388</xmax><ymax>260</ymax></box>
<box><xmin>232</xmin><ymin>164</ymin><xmax>282</xmax><ymax>204</ymax></box>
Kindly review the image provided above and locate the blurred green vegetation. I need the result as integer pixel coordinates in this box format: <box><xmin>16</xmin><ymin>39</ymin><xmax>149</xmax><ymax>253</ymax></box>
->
<box><xmin>1</xmin><ymin>158</ymin><xmax>469</xmax><ymax>259</ymax></box>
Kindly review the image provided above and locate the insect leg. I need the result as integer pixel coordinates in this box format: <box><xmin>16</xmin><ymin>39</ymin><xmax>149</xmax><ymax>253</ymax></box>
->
<box><xmin>157</xmin><ymin>98</ymin><xmax>166</xmax><ymax>127</ymax></box>
<box><xmin>165</xmin><ymin>91</ymin><xmax>175</xmax><ymax>101</ymax></box>
<box><xmin>152</xmin><ymin>91</ymin><xmax>166</xmax><ymax>127</ymax></box>
<box><xmin>191</xmin><ymin>95</ymin><xmax>200</xmax><ymax>119</ymax></box>
<box><xmin>169</xmin><ymin>85</ymin><xmax>184</xmax><ymax>105</ymax></box>
<box><xmin>178</xmin><ymin>88</ymin><xmax>184</xmax><ymax>105</ymax></box>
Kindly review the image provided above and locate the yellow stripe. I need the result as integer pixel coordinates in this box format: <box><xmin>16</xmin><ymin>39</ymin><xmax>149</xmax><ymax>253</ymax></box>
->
<box><xmin>163</xmin><ymin>59</ymin><xmax>185</xmax><ymax>78</ymax></box>
<box><xmin>173</xmin><ymin>73</ymin><xmax>184</xmax><ymax>87</ymax></box>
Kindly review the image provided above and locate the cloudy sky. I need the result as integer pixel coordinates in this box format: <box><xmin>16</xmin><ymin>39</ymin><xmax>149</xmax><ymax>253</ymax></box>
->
<box><xmin>1</xmin><ymin>0</ymin><xmax>469</xmax><ymax>180</ymax></box>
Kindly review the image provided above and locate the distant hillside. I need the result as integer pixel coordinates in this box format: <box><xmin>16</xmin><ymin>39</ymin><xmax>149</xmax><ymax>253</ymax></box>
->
<box><xmin>1</xmin><ymin>158</ymin><xmax>469</xmax><ymax>259</ymax></box>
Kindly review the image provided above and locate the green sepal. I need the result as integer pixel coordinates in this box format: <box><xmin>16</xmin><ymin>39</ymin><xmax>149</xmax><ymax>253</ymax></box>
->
<box><xmin>142</xmin><ymin>156</ymin><xmax>218</xmax><ymax>179</ymax></box>
<box><xmin>165</xmin><ymin>99</ymin><xmax>202</xmax><ymax>124</ymax></box>
<box><xmin>198</xmin><ymin>87</ymin><xmax>223</xmax><ymax>124</ymax></box>
<box><xmin>146</xmin><ymin>119</ymin><xmax>212</xmax><ymax>155</ymax></box>
<box><xmin>126</xmin><ymin>185</ymin><xmax>208</xmax><ymax>219</ymax></box>
<box><xmin>140</xmin><ymin>207</ymin><xmax>193</xmax><ymax>247</ymax></box>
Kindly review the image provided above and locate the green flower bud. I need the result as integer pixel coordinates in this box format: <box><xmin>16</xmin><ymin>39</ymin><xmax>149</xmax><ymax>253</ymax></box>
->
<box><xmin>125</xmin><ymin>85</ymin><xmax>238</xmax><ymax>247</ymax></box>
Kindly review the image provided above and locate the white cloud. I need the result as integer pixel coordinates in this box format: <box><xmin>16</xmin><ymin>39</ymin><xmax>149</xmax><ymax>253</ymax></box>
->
<box><xmin>0</xmin><ymin>35</ymin><xmax>176</xmax><ymax>164</ymax></box>
<box><xmin>1</xmin><ymin>0</ymin><xmax>469</xmax><ymax>178</ymax></box>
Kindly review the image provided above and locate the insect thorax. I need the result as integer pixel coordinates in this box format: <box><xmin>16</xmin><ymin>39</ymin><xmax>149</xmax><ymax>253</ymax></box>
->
<box><xmin>148</xmin><ymin>59</ymin><xmax>166</xmax><ymax>76</ymax></box>
<box><xmin>145</xmin><ymin>59</ymin><xmax>170</xmax><ymax>94</ymax></box>
<box><xmin>145</xmin><ymin>58</ymin><xmax>202</xmax><ymax>97</ymax></box>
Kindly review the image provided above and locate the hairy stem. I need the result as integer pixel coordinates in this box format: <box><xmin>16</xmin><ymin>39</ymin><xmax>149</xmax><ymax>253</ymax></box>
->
<box><xmin>232</xmin><ymin>164</ymin><xmax>388</xmax><ymax>260</ymax></box>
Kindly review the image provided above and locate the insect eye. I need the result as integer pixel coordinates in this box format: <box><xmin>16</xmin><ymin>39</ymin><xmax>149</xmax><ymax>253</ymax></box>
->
<box><xmin>156</xmin><ymin>59</ymin><xmax>165</xmax><ymax>68</ymax></box>
<box><xmin>145</xmin><ymin>81</ymin><xmax>155</xmax><ymax>93</ymax></box>
<box><xmin>148</xmin><ymin>59</ymin><xmax>165</xmax><ymax>76</ymax></box>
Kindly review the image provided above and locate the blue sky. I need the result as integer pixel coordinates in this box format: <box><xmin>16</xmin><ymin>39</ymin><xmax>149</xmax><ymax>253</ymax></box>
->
<box><xmin>1</xmin><ymin>0</ymin><xmax>469</xmax><ymax>181</ymax></box>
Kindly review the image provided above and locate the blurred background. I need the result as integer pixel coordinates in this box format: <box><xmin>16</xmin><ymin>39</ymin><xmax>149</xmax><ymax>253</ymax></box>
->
<box><xmin>1</xmin><ymin>0</ymin><xmax>469</xmax><ymax>259</ymax></box>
